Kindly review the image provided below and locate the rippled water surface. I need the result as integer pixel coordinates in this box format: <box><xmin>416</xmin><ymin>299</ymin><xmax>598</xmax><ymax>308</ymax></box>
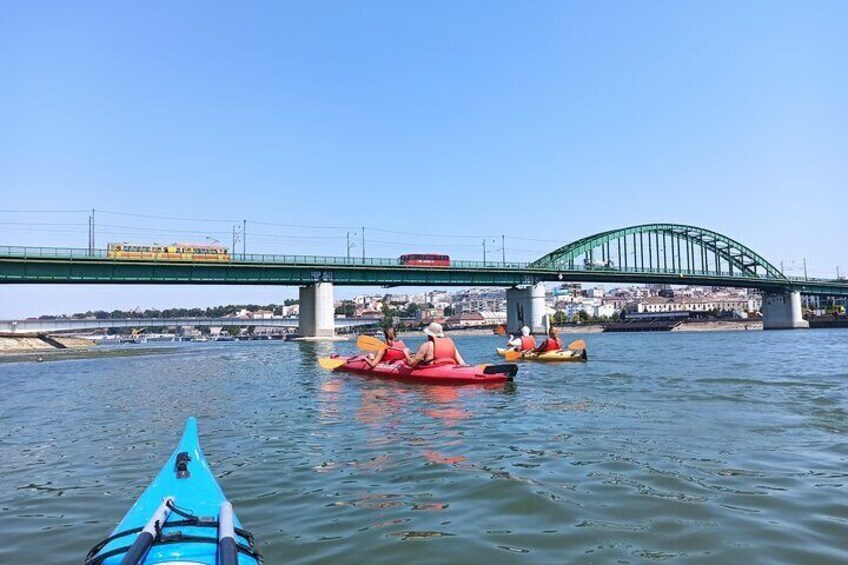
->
<box><xmin>1</xmin><ymin>330</ymin><xmax>847</xmax><ymax>564</ymax></box>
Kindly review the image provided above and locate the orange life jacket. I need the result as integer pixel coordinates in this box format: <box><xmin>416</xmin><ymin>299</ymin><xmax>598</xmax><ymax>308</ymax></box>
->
<box><xmin>543</xmin><ymin>337</ymin><xmax>562</xmax><ymax>352</ymax></box>
<box><xmin>430</xmin><ymin>337</ymin><xmax>457</xmax><ymax>365</ymax></box>
<box><xmin>519</xmin><ymin>335</ymin><xmax>536</xmax><ymax>351</ymax></box>
<box><xmin>383</xmin><ymin>339</ymin><xmax>406</xmax><ymax>362</ymax></box>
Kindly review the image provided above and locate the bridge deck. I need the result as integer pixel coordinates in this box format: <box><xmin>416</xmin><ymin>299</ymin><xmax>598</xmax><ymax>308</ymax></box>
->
<box><xmin>1</xmin><ymin>246</ymin><xmax>846</xmax><ymax>295</ymax></box>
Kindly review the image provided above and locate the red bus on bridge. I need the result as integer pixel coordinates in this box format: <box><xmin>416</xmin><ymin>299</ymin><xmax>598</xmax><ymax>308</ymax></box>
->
<box><xmin>399</xmin><ymin>253</ymin><xmax>451</xmax><ymax>267</ymax></box>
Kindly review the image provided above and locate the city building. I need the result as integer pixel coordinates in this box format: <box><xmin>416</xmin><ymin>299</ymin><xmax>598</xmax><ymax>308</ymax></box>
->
<box><xmin>634</xmin><ymin>296</ymin><xmax>759</xmax><ymax>315</ymax></box>
<box><xmin>444</xmin><ymin>311</ymin><xmax>506</xmax><ymax>329</ymax></box>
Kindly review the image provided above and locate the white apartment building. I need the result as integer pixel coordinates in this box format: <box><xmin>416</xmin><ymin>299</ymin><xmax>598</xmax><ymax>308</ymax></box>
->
<box><xmin>636</xmin><ymin>296</ymin><xmax>760</xmax><ymax>314</ymax></box>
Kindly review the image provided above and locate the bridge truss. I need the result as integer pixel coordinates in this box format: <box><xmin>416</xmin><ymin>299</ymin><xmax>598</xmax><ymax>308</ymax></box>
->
<box><xmin>529</xmin><ymin>224</ymin><xmax>787</xmax><ymax>283</ymax></box>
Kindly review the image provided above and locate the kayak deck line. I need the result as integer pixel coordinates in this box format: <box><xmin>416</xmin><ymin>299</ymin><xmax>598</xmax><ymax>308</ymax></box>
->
<box><xmin>84</xmin><ymin>499</ymin><xmax>262</xmax><ymax>565</ymax></box>
<box><xmin>85</xmin><ymin>418</ymin><xmax>262</xmax><ymax>565</ymax></box>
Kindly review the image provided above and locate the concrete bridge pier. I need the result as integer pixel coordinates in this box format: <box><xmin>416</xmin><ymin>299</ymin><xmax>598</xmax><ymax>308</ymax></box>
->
<box><xmin>298</xmin><ymin>282</ymin><xmax>335</xmax><ymax>338</ymax></box>
<box><xmin>506</xmin><ymin>283</ymin><xmax>547</xmax><ymax>335</ymax></box>
<box><xmin>762</xmin><ymin>291</ymin><xmax>809</xmax><ymax>330</ymax></box>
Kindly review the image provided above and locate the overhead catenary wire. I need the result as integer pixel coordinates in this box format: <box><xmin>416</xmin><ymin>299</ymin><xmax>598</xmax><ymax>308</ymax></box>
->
<box><xmin>95</xmin><ymin>223</ymin><xmax>346</xmax><ymax>240</ymax></box>
<box><xmin>2</xmin><ymin>223</ymin><xmax>543</xmax><ymax>252</ymax></box>
<box><xmin>366</xmin><ymin>226</ymin><xmax>501</xmax><ymax>240</ymax></box>
<box><xmin>0</xmin><ymin>221</ymin><xmax>89</xmax><ymax>226</ymax></box>
<box><xmin>3</xmin><ymin>208</ymin><xmax>553</xmax><ymax>241</ymax></box>
<box><xmin>99</xmin><ymin>210</ymin><xmax>357</xmax><ymax>231</ymax></box>
<box><xmin>0</xmin><ymin>209</ymin><xmax>90</xmax><ymax>214</ymax></box>
<box><xmin>0</xmin><ymin>208</ymin><xmax>699</xmax><ymax>266</ymax></box>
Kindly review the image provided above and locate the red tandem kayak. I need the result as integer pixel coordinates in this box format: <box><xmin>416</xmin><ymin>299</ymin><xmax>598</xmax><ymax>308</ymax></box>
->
<box><xmin>331</xmin><ymin>355</ymin><xmax>517</xmax><ymax>385</ymax></box>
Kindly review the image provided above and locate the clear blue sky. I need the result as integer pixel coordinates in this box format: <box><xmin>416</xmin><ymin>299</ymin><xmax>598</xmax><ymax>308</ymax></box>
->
<box><xmin>1</xmin><ymin>1</ymin><xmax>846</xmax><ymax>317</ymax></box>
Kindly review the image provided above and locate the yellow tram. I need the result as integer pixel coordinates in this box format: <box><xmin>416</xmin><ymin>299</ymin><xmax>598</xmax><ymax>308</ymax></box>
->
<box><xmin>106</xmin><ymin>243</ymin><xmax>231</xmax><ymax>261</ymax></box>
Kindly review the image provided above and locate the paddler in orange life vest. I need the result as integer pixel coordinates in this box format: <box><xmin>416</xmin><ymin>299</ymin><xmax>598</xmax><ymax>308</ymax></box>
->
<box><xmin>506</xmin><ymin>325</ymin><xmax>536</xmax><ymax>352</ymax></box>
<box><xmin>408</xmin><ymin>322</ymin><xmax>467</xmax><ymax>367</ymax></box>
<box><xmin>533</xmin><ymin>325</ymin><xmax>563</xmax><ymax>353</ymax></box>
<box><xmin>364</xmin><ymin>327</ymin><xmax>410</xmax><ymax>368</ymax></box>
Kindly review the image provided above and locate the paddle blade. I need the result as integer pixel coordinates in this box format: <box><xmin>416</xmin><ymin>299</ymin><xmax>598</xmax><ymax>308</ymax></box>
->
<box><xmin>567</xmin><ymin>339</ymin><xmax>586</xmax><ymax>352</ymax></box>
<box><xmin>495</xmin><ymin>325</ymin><xmax>507</xmax><ymax>336</ymax></box>
<box><xmin>356</xmin><ymin>335</ymin><xmax>388</xmax><ymax>352</ymax></box>
<box><xmin>482</xmin><ymin>364</ymin><xmax>518</xmax><ymax>379</ymax></box>
<box><xmin>318</xmin><ymin>357</ymin><xmax>347</xmax><ymax>370</ymax></box>
<box><xmin>504</xmin><ymin>349</ymin><xmax>522</xmax><ymax>362</ymax></box>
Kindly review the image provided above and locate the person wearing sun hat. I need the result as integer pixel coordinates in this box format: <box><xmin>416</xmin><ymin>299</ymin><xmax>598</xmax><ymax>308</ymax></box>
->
<box><xmin>506</xmin><ymin>325</ymin><xmax>536</xmax><ymax>352</ymax></box>
<box><xmin>408</xmin><ymin>321</ymin><xmax>467</xmax><ymax>366</ymax></box>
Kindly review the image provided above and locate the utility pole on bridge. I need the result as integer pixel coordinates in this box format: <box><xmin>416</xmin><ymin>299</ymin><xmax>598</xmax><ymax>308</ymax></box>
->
<box><xmin>346</xmin><ymin>231</ymin><xmax>357</xmax><ymax>260</ymax></box>
<box><xmin>87</xmin><ymin>209</ymin><xmax>96</xmax><ymax>256</ymax></box>
<box><xmin>232</xmin><ymin>225</ymin><xmax>242</xmax><ymax>257</ymax></box>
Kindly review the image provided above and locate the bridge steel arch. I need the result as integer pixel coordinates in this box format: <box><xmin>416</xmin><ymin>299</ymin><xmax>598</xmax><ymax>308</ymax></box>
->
<box><xmin>529</xmin><ymin>224</ymin><xmax>787</xmax><ymax>282</ymax></box>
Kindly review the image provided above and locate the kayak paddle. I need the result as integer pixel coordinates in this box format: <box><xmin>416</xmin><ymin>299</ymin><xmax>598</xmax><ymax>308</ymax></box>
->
<box><xmin>318</xmin><ymin>357</ymin><xmax>347</xmax><ymax>370</ymax></box>
<box><xmin>567</xmin><ymin>339</ymin><xmax>586</xmax><ymax>351</ymax></box>
<box><xmin>356</xmin><ymin>335</ymin><xmax>388</xmax><ymax>352</ymax></box>
<box><xmin>504</xmin><ymin>349</ymin><xmax>522</xmax><ymax>362</ymax></box>
<box><xmin>483</xmin><ymin>364</ymin><xmax>518</xmax><ymax>378</ymax></box>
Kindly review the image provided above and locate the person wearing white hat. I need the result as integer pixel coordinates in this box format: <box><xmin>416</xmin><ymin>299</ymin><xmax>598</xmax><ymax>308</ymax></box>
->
<box><xmin>506</xmin><ymin>326</ymin><xmax>536</xmax><ymax>352</ymax></box>
<box><xmin>408</xmin><ymin>322</ymin><xmax>467</xmax><ymax>366</ymax></box>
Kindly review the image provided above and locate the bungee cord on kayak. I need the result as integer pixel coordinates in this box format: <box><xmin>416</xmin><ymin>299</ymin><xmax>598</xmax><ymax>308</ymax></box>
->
<box><xmin>84</xmin><ymin>419</ymin><xmax>263</xmax><ymax>565</ymax></box>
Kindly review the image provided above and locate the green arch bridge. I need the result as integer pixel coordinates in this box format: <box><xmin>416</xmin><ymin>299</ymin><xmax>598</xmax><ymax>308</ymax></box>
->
<box><xmin>1</xmin><ymin>224</ymin><xmax>845</xmax><ymax>332</ymax></box>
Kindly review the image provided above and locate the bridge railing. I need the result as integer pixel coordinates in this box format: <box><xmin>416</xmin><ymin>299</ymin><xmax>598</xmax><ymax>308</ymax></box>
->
<box><xmin>0</xmin><ymin>245</ymin><xmax>111</xmax><ymax>259</ymax></box>
<box><xmin>0</xmin><ymin>245</ymin><xmax>536</xmax><ymax>269</ymax></box>
<box><xmin>787</xmin><ymin>275</ymin><xmax>847</xmax><ymax>283</ymax></box>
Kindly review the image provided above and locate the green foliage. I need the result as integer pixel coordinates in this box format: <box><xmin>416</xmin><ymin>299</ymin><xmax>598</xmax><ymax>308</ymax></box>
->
<box><xmin>403</xmin><ymin>303</ymin><xmax>421</xmax><ymax>317</ymax></box>
<box><xmin>335</xmin><ymin>301</ymin><xmax>357</xmax><ymax>316</ymax></box>
<box><xmin>64</xmin><ymin>303</ymin><xmax>296</xmax><ymax>320</ymax></box>
<box><xmin>380</xmin><ymin>303</ymin><xmax>401</xmax><ymax>328</ymax></box>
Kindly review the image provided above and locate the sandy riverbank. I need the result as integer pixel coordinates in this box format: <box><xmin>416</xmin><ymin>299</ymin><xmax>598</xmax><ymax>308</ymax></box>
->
<box><xmin>0</xmin><ymin>335</ymin><xmax>95</xmax><ymax>355</ymax></box>
<box><xmin>0</xmin><ymin>345</ymin><xmax>183</xmax><ymax>364</ymax></box>
<box><xmin>554</xmin><ymin>325</ymin><xmax>604</xmax><ymax>333</ymax></box>
<box><xmin>397</xmin><ymin>320</ymin><xmax>762</xmax><ymax>337</ymax></box>
<box><xmin>396</xmin><ymin>326</ymin><xmax>604</xmax><ymax>338</ymax></box>
<box><xmin>672</xmin><ymin>321</ymin><xmax>762</xmax><ymax>332</ymax></box>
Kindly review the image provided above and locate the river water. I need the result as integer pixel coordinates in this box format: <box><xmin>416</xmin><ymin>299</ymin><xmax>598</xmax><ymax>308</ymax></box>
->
<box><xmin>1</xmin><ymin>330</ymin><xmax>846</xmax><ymax>564</ymax></box>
